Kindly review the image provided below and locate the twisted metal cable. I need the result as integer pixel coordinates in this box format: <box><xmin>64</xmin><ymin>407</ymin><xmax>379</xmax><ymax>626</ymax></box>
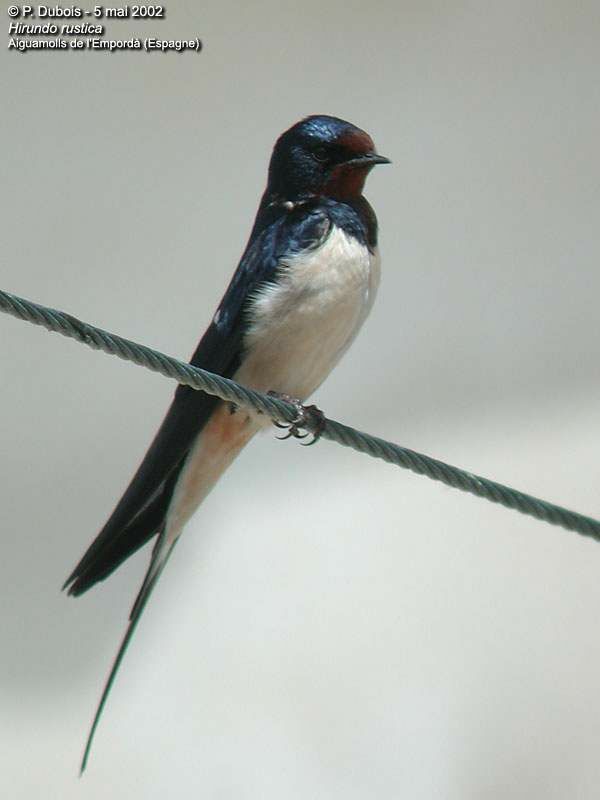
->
<box><xmin>1</xmin><ymin>286</ymin><xmax>599</xmax><ymax>542</ymax></box>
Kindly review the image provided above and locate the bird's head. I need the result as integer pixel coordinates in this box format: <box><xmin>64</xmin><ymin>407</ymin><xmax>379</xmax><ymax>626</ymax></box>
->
<box><xmin>267</xmin><ymin>115</ymin><xmax>390</xmax><ymax>202</ymax></box>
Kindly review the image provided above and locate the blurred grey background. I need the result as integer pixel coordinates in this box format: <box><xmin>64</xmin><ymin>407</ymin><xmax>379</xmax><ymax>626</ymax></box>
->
<box><xmin>2</xmin><ymin>1</ymin><xmax>600</xmax><ymax>797</ymax></box>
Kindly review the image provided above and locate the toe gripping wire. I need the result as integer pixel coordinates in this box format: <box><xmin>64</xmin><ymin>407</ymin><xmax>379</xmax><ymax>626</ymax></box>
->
<box><xmin>269</xmin><ymin>392</ymin><xmax>326</xmax><ymax>446</ymax></box>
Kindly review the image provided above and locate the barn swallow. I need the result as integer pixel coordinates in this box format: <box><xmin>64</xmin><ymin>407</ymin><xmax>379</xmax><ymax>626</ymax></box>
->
<box><xmin>64</xmin><ymin>114</ymin><xmax>390</xmax><ymax>770</ymax></box>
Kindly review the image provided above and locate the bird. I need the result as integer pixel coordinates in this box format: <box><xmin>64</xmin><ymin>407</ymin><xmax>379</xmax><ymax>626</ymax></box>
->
<box><xmin>64</xmin><ymin>114</ymin><xmax>390</xmax><ymax>770</ymax></box>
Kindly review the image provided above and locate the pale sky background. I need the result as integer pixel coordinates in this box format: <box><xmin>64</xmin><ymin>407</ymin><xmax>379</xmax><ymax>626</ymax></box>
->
<box><xmin>1</xmin><ymin>1</ymin><xmax>600</xmax><ymax>797</ymax></box>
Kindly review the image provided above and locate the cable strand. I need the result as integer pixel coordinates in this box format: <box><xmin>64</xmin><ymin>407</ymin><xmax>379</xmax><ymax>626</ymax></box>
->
<box><xmin>1</xmin><ymin>286</ymin><xmax>599</xmax><ymax>542</ymax></box>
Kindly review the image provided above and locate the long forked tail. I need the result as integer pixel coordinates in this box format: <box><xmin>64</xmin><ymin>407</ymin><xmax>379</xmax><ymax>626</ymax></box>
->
<box><xmin>79</xmin><ymin>530</ymin><xmax>176</xmax><ymax>774</ymax></box>
<box><xmin>78</xmin><ymin>403</ymin><xmax>262</xmax><ymax>772</ymax></box>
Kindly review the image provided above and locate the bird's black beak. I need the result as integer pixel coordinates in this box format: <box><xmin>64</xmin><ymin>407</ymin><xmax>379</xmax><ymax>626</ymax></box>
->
<box><xmin>345</xmin><ymin>152</ymin><xmax>392</xmax><ymax>168</ymax></box>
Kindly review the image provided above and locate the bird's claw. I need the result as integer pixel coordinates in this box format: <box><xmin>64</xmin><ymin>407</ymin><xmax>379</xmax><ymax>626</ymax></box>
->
<box><xmin>267</xmin><ymin>392</ymin><xmax>326</xmax><ymax>446</ymax></box>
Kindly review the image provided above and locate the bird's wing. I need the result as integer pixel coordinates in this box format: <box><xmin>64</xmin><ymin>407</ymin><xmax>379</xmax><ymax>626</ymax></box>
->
<box><xmin>69</xmin><ymin>204</ymin><xmax>332</xmax><ymax>772</ymax></box>
<box><xmin>64</xmin><ymin>206</ymin><xmax>321</xmax><ymax>596</ymax></box>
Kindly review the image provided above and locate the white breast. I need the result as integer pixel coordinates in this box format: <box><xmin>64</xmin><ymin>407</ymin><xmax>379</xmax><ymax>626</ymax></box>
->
<box><xmin>165</xmin><ymin>227</ymin><xmax>380</xmax><ymax>540</ymax></box>
<box><xmin>235</xmin><ymin>226</ymin><xmax>380</xmax><ymax>404</ymax></box>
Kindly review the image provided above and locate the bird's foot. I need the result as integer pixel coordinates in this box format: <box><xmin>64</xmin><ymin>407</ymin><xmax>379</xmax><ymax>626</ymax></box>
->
<box><xmin>267</xmin><ymin>392</ymin><xmax>326</xmax><ymax>446</ymax></box>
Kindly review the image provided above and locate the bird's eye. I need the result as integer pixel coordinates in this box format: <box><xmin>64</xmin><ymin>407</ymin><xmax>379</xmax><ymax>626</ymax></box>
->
<box><xmin>313</xmin><ymin>146</ymin><xmax>328</xmax><ymax>163</ymax></box>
